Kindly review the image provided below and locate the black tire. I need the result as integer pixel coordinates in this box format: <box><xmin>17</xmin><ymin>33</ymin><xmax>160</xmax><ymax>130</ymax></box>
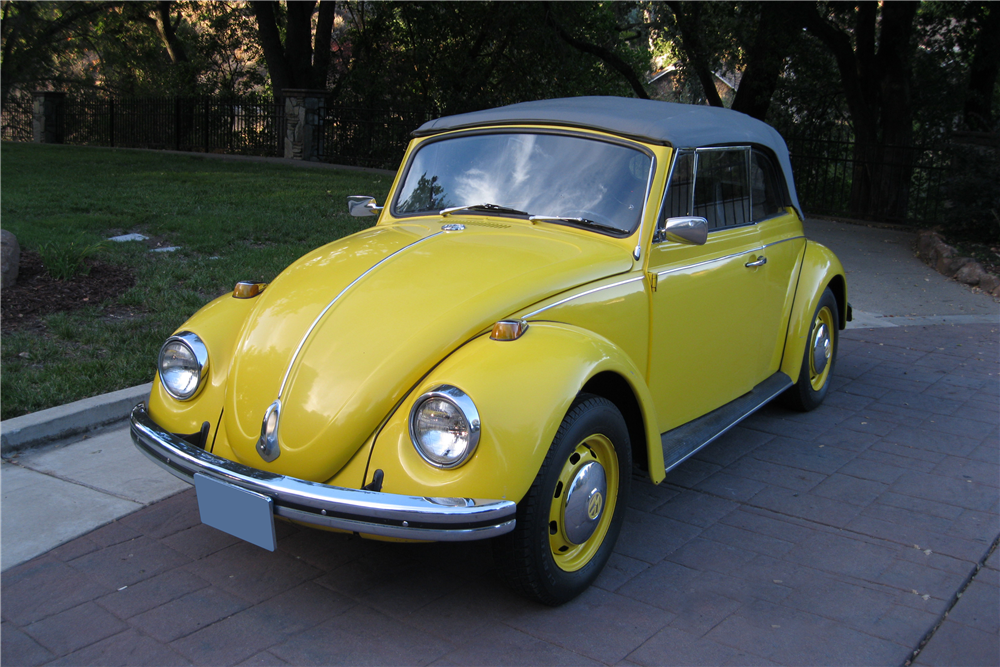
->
<box><xmin>493</xmin><ymin>394</ymin><xmax>631</xmax><ymax>605</ymax></box>
<box><xmin>784</xmin><ymin>287</ymin><xmax>839</xmax><ymax>411</ymax></box>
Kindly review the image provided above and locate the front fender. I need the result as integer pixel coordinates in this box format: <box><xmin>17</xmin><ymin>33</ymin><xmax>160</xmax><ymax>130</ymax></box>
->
<box><xmin>780</xmin><ymin>241</ymin><xmax>848</xmax><ymax>382</ymax></box>
<box><xmin>147</xmin><ymin>292</ymin><xmax>258</xmax><ymax>441</ymax></box>
<box><xmin>366</xmin><ymin>322</ymin><xmax>662</xmax><ymax>504</ymax></box>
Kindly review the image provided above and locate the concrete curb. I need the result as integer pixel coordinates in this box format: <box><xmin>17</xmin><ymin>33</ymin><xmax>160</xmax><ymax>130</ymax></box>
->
<box><xmin>0</xmin><ymin>383</ymin><xmax>151</xmax><ymax>455</ymax></box>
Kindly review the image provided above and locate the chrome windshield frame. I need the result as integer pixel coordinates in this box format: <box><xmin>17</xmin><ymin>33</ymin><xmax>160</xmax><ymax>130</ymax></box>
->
<box><xmin>390</xmin><ymin>128</ymin><xmax>656</xmax><ymax>240</ymax></box>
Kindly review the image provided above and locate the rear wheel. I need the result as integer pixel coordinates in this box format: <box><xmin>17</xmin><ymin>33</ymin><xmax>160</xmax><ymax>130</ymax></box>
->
<box><xmin>784</xmin><ymin>287</ymin><xmax>839</xmax><ymax>411</ymax></box>
<box><xmin>493</xmin><ymin>394</ymin><xmax>631</xmax><ymax>605</ymax></box>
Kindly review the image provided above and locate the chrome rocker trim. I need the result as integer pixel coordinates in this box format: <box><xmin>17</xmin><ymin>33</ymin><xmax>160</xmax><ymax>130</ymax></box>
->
<box><xmin>130</xmin><ymin>404</ymin><xmax>516</xmax><ymax>542</ymax></box>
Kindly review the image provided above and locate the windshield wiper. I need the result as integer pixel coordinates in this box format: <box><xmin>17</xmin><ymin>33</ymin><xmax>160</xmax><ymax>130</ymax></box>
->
<box><xmin>440</xmin><ymin>203</ymin><xmax>528</xmax><ymax>217</ymax></box>
<box><xmin>528</xmin><ymin>215</ymin><xmax>623</xmax><ymax>234</ymax></box>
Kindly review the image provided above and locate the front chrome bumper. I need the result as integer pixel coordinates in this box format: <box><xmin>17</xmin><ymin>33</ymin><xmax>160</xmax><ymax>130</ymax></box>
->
<box><xmin>129</xmin><ymin>404</ymin><xmax>516</xmax><ymax>541</ymax></box>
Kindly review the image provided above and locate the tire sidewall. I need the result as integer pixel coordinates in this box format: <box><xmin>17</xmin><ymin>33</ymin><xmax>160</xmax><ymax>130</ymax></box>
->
<box><xmin>795</xmin><ymin>288</ymin><xmax>839</xmax><ymax>410</ymax></box>
<box><xmin>522</xmin><ymin>396</ymin><xmax>631</xmax><ymax>604</ymax></box>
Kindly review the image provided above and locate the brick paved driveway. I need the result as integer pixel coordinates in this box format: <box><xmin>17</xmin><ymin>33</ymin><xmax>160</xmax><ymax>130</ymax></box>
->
<box><xmin>3</xmin><ymin>324</ymin><xmax>997</xmax><ymax>666</ymax></box>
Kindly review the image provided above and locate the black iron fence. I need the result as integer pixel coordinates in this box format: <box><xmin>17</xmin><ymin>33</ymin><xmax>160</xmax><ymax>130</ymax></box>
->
<box><xmin>785</xmin><ymin>128</ymin><xmax>948</xmax><ymax>225</ymax></box>
<box><xmin>1</xmin><ymin>94</ymin><xmax>33</xmax><ymax>142</ymax></box>
<box><xmin>322</xmin><ymin>106</ymin><xmax>433</xmax><ymax>169</ymax></box>
<box><xmin>63</xmin><ymin>95</ymin><xmax>284</xmax><ymax>156</ymax></box>
<box><xmin>2</xmin><ymin>93</ymin><xmax>956</xmax><ymax>225</ymax></box>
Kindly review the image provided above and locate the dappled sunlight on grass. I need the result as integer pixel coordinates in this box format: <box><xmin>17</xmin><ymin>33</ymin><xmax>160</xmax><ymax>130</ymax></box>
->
<box><xmin>1</xmin><ymin>142</ymin><xmax>392</xmax><ymax>419</ymax></box>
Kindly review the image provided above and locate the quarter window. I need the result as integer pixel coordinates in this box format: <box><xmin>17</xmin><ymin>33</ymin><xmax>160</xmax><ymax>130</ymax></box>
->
<box><xmin>750</xmin><ymin>149</ymin><xmax>783</xmax><ymax>221</ymax></box>
<box><xmin>661</xmin><ymin>150</ymin><xmax>694</xmax><ymax>219</ymax></box>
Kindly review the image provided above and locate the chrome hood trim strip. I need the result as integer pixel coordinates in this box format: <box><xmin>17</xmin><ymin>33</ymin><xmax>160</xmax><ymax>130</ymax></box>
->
<box><xmin>277</xmin><ymin>231</ymin><xmax>443</xmax><ymax>398</ymax></box>
<box><xmin>522</xmin><ymin>275</ymin><xmax>644</xmax><ymax>319</ymax></box>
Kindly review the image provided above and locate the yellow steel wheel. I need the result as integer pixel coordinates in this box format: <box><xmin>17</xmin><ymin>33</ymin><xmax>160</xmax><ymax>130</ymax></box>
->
<box><xmin>492</xmin><ymin>394</ymin><xmax>631</xmax><ymax>606</ymax></box>
<box><xmin>808</xmin><ymin>305</ymin><xmax>835</xmax><ymax>391</ymax></box>
<box><xmin>784</xmin><ymin>287</ymin><xmax>839</xmax><ymax>412</ymax></box>
<box><xmin>547</xmin><ymin>434</ymin><xmax>619</xmax><ymax>572</ymax></box>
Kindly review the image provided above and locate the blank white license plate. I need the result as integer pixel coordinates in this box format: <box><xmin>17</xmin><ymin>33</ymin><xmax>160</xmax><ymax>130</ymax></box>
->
<box><xmin>194</xmin><ymin>473</ymin><xmax>276</xmax><ymax>551</ymax></box>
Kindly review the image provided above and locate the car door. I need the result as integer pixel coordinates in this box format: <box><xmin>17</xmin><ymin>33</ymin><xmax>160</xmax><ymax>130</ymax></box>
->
<box><xmin>646</xmin><ymin>147</ymin><xmax>768</xmax><ymax>433</ymax></box>
<box><xmin>750</xmin><ymin>147</ymin><xmax>808</xmax><ymax>378</ymax></box>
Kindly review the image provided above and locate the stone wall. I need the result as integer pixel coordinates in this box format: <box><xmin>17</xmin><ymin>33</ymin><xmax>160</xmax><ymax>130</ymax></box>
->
<box><xmin>32</xmin><ymin>92</ymin><xmax>66</xmax><ymax>144</ymax></box>
<box><xmin>283</xmin><ymin>89</ymin><xmax>330</xmax><ymax>161</ymax></box>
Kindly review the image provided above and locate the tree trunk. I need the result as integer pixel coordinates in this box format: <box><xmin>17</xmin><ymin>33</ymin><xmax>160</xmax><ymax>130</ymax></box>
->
<box><xmin>252</xmin><ymin>0</ymin><xmax>334</xmax><ymax>92</ymax></box>
<box><xmin>731</xmin><ymin>3</ymin><xmax>799</xmax><ymax>120</ymax></box>
<box><xmin>312</xmin><ymin>1</ymin><xmax>337</xmax><ymax>90</ymax></box>
<box><xmin>798</xmin><ymin>2</ymin><xmax>917</xmax><ymax>221</ymax></box>
<box><xmin>964</xmin><ymin>3</ymin><xmax>1000</xmax><ymax>131</ymax></box>
<box><xmin>284</xmin><ymin>0</ymin><xmax>315</xmax><ymax>88</ymax></box>
<box><xmin>872</xmin><ymin>2</ymin><xmax>917</xmax><ymax>220</ymax></box>
<box><xmin>250</xmin><ymin>1</ymin><xmax>293</xmax><ymax>93</ymax></box>
<box><xmin>665</xmin><ymin>1</ymin><xmax>724</xmax><ymax>107</ymax></box>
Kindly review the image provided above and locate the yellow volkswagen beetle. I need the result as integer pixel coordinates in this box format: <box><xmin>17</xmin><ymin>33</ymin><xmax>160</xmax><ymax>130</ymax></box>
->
<box><xmin>131</xmin><ymin>97</ymin><xmax>850</xmax><ymax>605</ymax></box>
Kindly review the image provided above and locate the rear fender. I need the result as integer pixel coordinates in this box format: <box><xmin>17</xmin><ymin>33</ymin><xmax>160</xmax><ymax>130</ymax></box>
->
<box><xmin>366</xmin><ymin>322</ymin><xmax>663</xmax><ymax>504</ymax></box>
<box><xmin>780</xmin><ymin>241</ymin><xmax>848</xmax><ymax>382</ymax></box>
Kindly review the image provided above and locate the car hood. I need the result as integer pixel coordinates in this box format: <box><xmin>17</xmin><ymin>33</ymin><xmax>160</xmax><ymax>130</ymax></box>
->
<box><xmin>223</xmin><ymin>220</ymin><xmax>633</xmax><ymax>481</ymax></box>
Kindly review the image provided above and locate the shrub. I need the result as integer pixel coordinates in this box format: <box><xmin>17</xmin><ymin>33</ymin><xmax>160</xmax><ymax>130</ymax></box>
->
<box><xmin>37</xmin><ymin>238</ymin><xmax>107</xmax><ymax>281</ymax></box>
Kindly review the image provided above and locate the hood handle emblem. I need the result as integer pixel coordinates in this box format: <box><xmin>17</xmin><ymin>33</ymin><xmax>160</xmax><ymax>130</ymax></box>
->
<box><xmin>256</xmin><ymin>400</ymin><xmax>282</xmax><ymax>462</ymax></box>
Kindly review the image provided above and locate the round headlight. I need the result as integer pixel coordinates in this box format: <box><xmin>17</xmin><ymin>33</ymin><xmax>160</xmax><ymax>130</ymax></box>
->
<box><xmin>158</xmin><ymin>331</ymin><xmax>209</xmax><ymax>400</ymax></box>
<box><xmin>409</xmin><ymin>385</ymin><xmax>481</xmax><ymax>468</ymax></box>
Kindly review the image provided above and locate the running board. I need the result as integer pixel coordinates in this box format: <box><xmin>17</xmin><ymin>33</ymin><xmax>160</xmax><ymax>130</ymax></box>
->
<box><xmin>662</xmin><ymin>372</ymin><xmax>794</xmax><ymax>473</ymax></box>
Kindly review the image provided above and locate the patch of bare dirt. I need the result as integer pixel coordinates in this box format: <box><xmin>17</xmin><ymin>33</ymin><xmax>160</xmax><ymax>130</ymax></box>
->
<box><xmin>1</xmin><ymin>250</ymin><xmax>137</xmax><ymax>332</ymax></box>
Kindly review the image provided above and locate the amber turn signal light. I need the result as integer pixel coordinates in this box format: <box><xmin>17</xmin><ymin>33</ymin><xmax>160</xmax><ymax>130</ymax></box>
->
<box><xmin>490</xmin><ymin>319</ymin><xmax>529</xmax><ymax>341</ymax></box>
<box><xmin>233</xmin><ymin>281</ymin><xmax>268</xmax><ymax>299</ymax></box>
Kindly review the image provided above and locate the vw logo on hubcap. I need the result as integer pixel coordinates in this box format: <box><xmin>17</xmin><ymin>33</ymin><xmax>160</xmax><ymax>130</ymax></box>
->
<box><xmin>812</xmin><ymin>323</ymin><xmax>831</xmax><ymax>375</ymax></box>
<box><xmin>563</xmin><ymin>460</ymin><xmax>607</xmax><ymax>545</ymax></box>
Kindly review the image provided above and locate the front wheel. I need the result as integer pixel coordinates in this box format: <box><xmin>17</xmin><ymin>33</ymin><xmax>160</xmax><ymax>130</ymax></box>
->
<box><xmin>784</xmin><ymin>287</ymin><xmax>839</xmax><ymax>411</ymax></box>
<box><xmin>493</xmin><ymin>394</ymin><xmax>631</xmax><ymax>605</ymax></box>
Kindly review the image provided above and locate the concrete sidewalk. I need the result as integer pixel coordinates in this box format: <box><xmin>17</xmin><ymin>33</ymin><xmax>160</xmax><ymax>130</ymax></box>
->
<box><xmin>1</xmin><ymin>217</ymin><xmax>997</xmax><ymax>665</ymax></box>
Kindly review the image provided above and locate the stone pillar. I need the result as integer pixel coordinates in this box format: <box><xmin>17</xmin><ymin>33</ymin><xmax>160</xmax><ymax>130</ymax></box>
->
<box><xmin>32</xmin><ymin>91</ymin><xmax>67</xmax><ymax>144</ymax></box>
<box><xmin>282</xmin><ymin>89</ymin><xmax>330</xmax><ymax>161</ymax></box>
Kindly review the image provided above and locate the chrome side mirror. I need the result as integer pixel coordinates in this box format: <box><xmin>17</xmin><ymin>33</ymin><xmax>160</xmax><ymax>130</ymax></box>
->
<box><xmin>347</xmin><ymin>196</ymin><xmax>383</xmax><ymax>217</ymax></box>
<box><xmin>663</xmin><ymin>216</ymin><xmax>708</xmax><ymax>246</ymax></box>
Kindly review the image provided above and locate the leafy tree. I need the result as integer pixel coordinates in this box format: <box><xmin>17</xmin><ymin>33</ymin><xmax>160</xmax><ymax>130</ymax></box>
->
<box><xmin>646</xmin><ymin>2</ymin><xmax>802</xmax><ymax>121</ymax></box>
<box><xmin>0</xmin><ymin>1</ymin><xmax>105</xmax><ymax>105</ymax></box>
<box><xmin>333</xmin><ymin>1</ymin><xmax>650</xmax><ymax>115</ymax></box>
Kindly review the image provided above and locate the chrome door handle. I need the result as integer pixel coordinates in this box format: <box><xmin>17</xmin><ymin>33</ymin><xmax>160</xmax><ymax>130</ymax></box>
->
<box><xmin>745</xmin><ymin>256</ymin><xmax>767</xmax><ymax>268</ymax></box>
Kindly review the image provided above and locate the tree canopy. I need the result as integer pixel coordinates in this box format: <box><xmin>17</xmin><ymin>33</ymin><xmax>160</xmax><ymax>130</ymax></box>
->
<box><xmin>2</xmin><ymin>1</ymin><xmax>997</xmax><ymax>224</ymax></box>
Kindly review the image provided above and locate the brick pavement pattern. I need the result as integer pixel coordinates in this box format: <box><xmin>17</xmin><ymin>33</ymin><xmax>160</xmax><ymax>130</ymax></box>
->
<box><xmin>3</xmin><ymin>324</ymin><xmax>997</xmax><ymax>666</ymax></box>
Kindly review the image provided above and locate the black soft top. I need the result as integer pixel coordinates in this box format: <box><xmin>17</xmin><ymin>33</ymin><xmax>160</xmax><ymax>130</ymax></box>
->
<box><xmin>414</xmin><ymin>96</ymin><xmax>802</xmax><ymax>216</ymax></box>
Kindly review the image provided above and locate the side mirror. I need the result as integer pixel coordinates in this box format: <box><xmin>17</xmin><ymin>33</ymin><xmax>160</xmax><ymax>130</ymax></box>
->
<box><xmin>663</xmin><ymin>216</ymin><xmax>708</xmax><ymax>246</ymax></box>
<box><xmin>347</xmin><ymin>196</ymin><xmax>383</xmax><ymax>217</ymax></box>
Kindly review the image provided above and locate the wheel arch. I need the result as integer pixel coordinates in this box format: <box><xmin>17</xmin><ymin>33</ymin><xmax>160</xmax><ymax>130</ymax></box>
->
<box><xmin>367</xmin><ymin>322</ymin><xmax>665</xmax><ymax>504</ymax></box>
<box><xmin>581</xmin><ymin>371</ymin><xmax>649</xmax><ymax>476</ymax></box>
<box><xmin>826</xmin><ymin>272</ymin><xmax>848</xmax><ymax>329</ymax></box>
<box><xmin>779</xmin><ymin>240</ymin><xmax>848</xmax><ymax>382</ymax></box>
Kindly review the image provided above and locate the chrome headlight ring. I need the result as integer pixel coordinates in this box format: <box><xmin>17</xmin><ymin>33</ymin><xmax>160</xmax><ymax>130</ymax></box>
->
<box><xmin>408</xmin><ymin>385</ymin><xmax>481</xmax><ymax>469</ymax></box>
<box><xmin>157</xmin><ymin>331</ymin><xmax>210</xmax><ymax>401</ymax></box>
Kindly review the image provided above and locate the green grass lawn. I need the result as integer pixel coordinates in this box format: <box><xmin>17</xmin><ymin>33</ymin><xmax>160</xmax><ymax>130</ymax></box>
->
<box><xmin>1</xmin><ymin>143</ymin><xmax>391</xmax><ymax>420</ymax></box>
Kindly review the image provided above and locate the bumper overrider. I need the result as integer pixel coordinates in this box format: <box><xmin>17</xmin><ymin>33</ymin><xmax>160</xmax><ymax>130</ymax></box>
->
<box><xmin>129</xmin><ymin>404</ymin><xmax>517</xmax><ymax>542</ymax></box>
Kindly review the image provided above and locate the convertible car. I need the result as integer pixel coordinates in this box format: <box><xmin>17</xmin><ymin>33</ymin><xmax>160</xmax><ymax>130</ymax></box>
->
<box><xmin>131</xmin><ymin>97</ymin><xmax>849</xmax><ymax>605</ymax></box>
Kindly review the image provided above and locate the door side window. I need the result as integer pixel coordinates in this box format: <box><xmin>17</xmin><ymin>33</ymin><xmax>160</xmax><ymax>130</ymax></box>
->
<box><xmin>693</xmin><ymin>148</ymin><xmax>750</xmax><ymax>230</ymax></box>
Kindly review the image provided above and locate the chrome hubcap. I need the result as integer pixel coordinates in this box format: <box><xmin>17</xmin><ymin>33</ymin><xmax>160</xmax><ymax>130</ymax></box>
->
<box><xmin>812</xmin><ymin>323</ymin><xmax>831</xmax><ymax>375</ymax></box>
<box><xmin>562</xmin><ymin>461</ymin><xmax>607</xmax><ymax>545</ymax></box>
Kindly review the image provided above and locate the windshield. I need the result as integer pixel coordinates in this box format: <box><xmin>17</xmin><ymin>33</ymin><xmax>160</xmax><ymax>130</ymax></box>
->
<box><xmin>393</xmin><ymin>132</ymin><xmax>653</xmax><ymax>235</ymax></box>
